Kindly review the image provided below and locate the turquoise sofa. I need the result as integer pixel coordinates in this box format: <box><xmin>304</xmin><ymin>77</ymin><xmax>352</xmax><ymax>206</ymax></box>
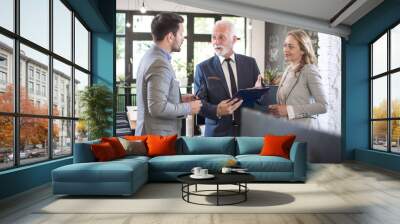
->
<box><xmin>52</xmin><ymin>137</ymin><xmax>307</xmax><ymax>196</ymax></box>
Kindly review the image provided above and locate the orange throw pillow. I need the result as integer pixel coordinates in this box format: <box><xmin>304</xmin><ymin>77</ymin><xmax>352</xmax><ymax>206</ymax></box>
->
<box><xmin>101</xmin><ymin>137</ymin><xmax>126</xmax><ymax>158</ymax></box>
<box><xmin>146</xmin><ymin>135</ymin><xmax>177</xmax><ymax>157</ymax></box>
<box><xmin>124</xmin><ymin>135</ymin><xmax>148</xmax><ymax>142</ymax></box>
<box><xmin>91</xmin><ymin>142</ymin><xmax>117</xmax><ymax>161</ymax></box>
<box><xmin>260</xmin><ymin>134</ymin><xmax>296</xmax><ymax>159</ymax></box>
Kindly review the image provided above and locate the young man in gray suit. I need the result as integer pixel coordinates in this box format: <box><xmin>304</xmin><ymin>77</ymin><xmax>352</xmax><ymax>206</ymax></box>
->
<box><xmin>194</xmin><ymin>20</ymin><xmax>263</xmax><ymax>137</ymax></box>
<box><xmin>135</xmin><ymin>13</ymin><xmax>202</xmax><ymax>136</ymax></box>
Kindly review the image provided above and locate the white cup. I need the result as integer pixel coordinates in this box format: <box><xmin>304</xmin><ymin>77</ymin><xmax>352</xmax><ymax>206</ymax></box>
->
<box><xmin>221</xmin><ymin>167</ymin><xmax>232</xmax><ymax>174</ymax></box>
<box><xmin>191</xmin><ymin>167</ymin><xmax>202</xmax><ymax>176</ymax></box>
<box><xmin>200</xmin><ymin>169</ymin><xmax>208</xmax><ymax>176</ymax></box>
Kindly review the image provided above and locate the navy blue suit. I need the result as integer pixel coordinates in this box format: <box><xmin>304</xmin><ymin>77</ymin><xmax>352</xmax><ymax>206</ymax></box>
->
<box><xmin>194</xmin><ymin>54</ymin><xmax>261</xmax><ymax>137</ymax></box>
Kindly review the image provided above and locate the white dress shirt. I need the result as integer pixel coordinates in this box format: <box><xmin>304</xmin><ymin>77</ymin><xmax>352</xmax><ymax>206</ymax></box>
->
<box><xmin>218</xmin><ymin>54</ymin><xmax>238</xmax><ymax>97</ymax></box>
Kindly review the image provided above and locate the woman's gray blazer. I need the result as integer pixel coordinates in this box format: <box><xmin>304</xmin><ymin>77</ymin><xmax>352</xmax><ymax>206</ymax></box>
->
<box><xmin>276</xmin><ymin>64</ymin><xmax>328</xmax><ymax>129</ymax></box>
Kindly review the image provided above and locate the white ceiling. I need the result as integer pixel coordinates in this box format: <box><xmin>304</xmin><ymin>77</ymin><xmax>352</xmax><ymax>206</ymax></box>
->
<box><xmin>118</xmin><ymin>0</ymin><xmax>384</xmax><ymax>37</ymax></box>
<box><xmin>222</xmin><ymin>0</ymin><xmax>383</xmax><ymax>26</ymax></box>
<box><xmin>225</xmin><ymin>0</ymin><xmax>352</xmax><ymax>23</ymax></box>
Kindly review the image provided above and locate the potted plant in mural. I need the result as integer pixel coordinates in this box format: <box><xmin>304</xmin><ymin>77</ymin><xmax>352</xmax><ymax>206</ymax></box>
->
<box><xmin>263</xmin><ymin>68</ymin><xmax>281</xmax><ymax>86</ymax></box>
<box><xmin>79</xmin><ymin>84</ymin><xmax>113</xmax><ymax>140</ymax></box>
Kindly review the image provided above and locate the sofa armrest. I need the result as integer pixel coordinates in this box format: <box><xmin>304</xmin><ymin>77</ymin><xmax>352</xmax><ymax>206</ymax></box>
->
<box><xmin>289</xmin><ymin>142</ymin><xmax>307</xmax><ymax>181</ymax></box>
<box><xmin>73</xmin><ymin>140</ymin><xmax>100</xmax><ymax>163</ymax></box>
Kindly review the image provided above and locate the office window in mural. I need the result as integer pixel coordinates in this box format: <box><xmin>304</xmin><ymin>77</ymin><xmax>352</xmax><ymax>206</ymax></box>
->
<box><xmin>371</xmin><ymin>23</ymin><xmax>400</xmax><ymax>154</ymax></box>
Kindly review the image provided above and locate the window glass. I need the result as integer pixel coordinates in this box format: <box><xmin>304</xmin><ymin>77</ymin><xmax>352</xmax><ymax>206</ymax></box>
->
<box><xmin>75</xmin><ymin>120</ymin><xmax>88</xmax><ymax>143</ymax></box>
<box><xmin>372</xmin><ymin>77</ymin><xmax>387</xmax><ymax>119</ymax></box>
<box><xmin>20</xmin><ymin>117</ymin><xmax>49</xmax><ymax>165</ymax></box>
<box><xmin>391</xmin><ymin>120</ymin><xmax>400</xmax><ymax>153</ymax></box>
<box><xmin>53</xmin><ymin>0</ymin><xmax>72</xmax><ymax>60</ymax></box>
<box><xmin>171</xmin><ymin>41</ymin><xmax>187</xmax><ymax>93</ymax></box>
<box><xmin>181</xmin><ymin>15</ymin><xmax>187</xmax><ymax>37</ymax></box>
<box><xmin>53</xmin><ymin>119</ymin><xmax>72</xmax><ymax>158</ymax></box>
<box><xmin>132</xmin><ymin>41</ymin><xmax>152</xmax><ymax>79</ymax></box>
<box><xmin>194</xmin><ymin>17</ymin><xmax>214</xmax><ymax>34</ymax></box>
<box><xmin>194</xmin><ymin>42</ymin><xmax>214</xmax><ymax>68</ymax></box>
<box><xmin>116</xmin><ymin>38</ymin><xmax>125</xmax><ymax>82</ymax></box>
<box><xmin>20</xmin><ymin>44</ymin><xmax>49</xmax><ymax>115</ymax></box>
<box><xmin>53</xmin><ymin>59</ymin><xmax>72</xmax><ymax>117</ymax></box>
<box><xmin>391</xmin><ymin>72</ymin><xmax>400</xmax><ymax>118</ymax></box>
<box><xmin>0</xmin><ymin>0</ymin><xmax>14</xmax><ymax>31</ymax></box>
<box><xmin>391</xmin><ymin>24</ymin><xmax>400</xmax><ymax>70</ymax></box>
<box><xmin>75</xmin><ymin>18</ymin><xmax>89</xmax><ymax>70</ymax></box>
<box><xmin>0</xmin><ymin>35</ymin><xmax>14</xmax><ymax>113</ymax></box>
<box><xmin>116</xmin><ymin>13</ymin><xmax>126</xmax><ymax>35</ymax></box>
<box><xmin>0</xmin><ymin>116</ymin><xmax>13</xmax><ymax>170</ymax></box>
<box><xmin>20</xmin><ymin>0</ymin><xmax>49</xmax><ymax>49</ymax></box>
<box><xmin>74</xmin><ymin>69</ymin><xmax>89</xmax><ymax>118</ymax></box>
<box><xmin>372</xmin><ymin>34</ymin><xmax>387</xmax><ymax>76</ymax></box>
<box><xmin>372</xmin><ymin>121</ymin><xmax>388</xmax><ymax>151</ymax></box>
<box><xmin>133</xmin><ymin>15</ymin><xmax>154</xmax><ymax>32</ymax></box>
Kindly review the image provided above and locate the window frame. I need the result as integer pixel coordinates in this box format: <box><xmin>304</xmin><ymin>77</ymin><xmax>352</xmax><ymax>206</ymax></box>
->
<box><xmin>0</xmin><ymin>0</ymin><xmax>92</xmax><ymax>171</ymax></box>
<box><xmin>370</xmin><ymin>20</ymin><xmax>400</xmax><ymax>154</ymax></box>
<box><xmin>116</xmin><ymin>10</ymin><xmax>246</xmax><ymax>88</ymax></box>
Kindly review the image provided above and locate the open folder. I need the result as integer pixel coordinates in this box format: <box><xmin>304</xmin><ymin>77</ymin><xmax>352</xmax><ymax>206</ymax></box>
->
<box><xmin>230</xmin><ymin>87</ymin><xmax>270</xmax><ymax>107</ymax></box>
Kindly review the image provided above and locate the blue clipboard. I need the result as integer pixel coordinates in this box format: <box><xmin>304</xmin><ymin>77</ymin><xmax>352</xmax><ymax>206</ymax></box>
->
<box><xmin>230</xmin><ymin>87</ymin><xmax>270</xmax><ymax>106</ymax></box>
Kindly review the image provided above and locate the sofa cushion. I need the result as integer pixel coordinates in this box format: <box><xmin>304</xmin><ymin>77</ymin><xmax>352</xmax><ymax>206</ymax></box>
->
<box><xmin>148</xmin><ymin>154</ymin><xmax>235</xmax><ymax>172</ymax></box>
<box><xmin>147</xmin><ymin>135</ymin><xmax>177</xmax><ymax>157</ymax></box>
<box><xmin>260</xmin><ymin>134</ymin><xmax>296</xmax><ymax>159</ymax></box>
<box><xmin>236</xmin><ymin>155</ymin><xmax>293</xmax><ymax>172</ymax></box>
<box><xmin>124</xmin><ymin>135</ymin><xmax>148</xmax><ymax>142</ymax></box>
<box><xmin>178</xmin><ymin>137</ymin><xmax>235</xmax><ymax>155</ymax></box>
<box><xmin>236</xmin><ymin>137</ymin><xmax>263</xmax><ymax>155</ymax></box>
<box><xmin>91</xmin><ymin>142</ymin><xmax>118</xmax><ymax>161</ymax></box>
<box><xmin>118</xmin><ymin>137</ymin><xmax>147</xmax><ymax>156</ymax></box>
<box><xmin>101</xmin><ymin>137</ymin><xmax>127</xmax><ymax>158</ymax></box>
<box><xmin>53</xmin><ymin>158</ymin><xmax>147</xmax><ymax>183</ymax></box>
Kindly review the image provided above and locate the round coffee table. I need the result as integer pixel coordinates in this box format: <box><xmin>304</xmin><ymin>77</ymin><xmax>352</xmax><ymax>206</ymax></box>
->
<box><xmin>177</xmin><ymin>172</ymin><xmax>255</xmax><ymax>206</ymax></box>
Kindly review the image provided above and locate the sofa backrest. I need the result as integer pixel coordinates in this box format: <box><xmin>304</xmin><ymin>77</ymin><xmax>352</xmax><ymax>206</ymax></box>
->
<box><xmin>73</xmin><ymin>140</ymin><xmax>100</xmax><ymax>163</ymax></box>
<box><xmin>177</xmin><ymin>137</ymin><xmax>235</xmax><ymax>155</ymax></box>
<box><xmin>235</xmin><ymin>137</ymin><xmax>263</xmax><ymax>155</ymax></box>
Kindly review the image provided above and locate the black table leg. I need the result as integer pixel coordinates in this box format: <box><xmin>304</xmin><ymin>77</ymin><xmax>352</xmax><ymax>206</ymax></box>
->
<box><xmin>217</xmin><ymin>184</ymin><xmax>219</xmax><ymax>206</ymax></box>
<box><xmin>245</xmin><ymin>183</ymin><xmax>247</xmax><ymax>201</ymax></box>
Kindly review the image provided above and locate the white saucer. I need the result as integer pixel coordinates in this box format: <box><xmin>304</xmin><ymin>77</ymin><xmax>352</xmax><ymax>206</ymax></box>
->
<box><xmin>190</xmin><ymin>174</ymin><xmax>215</xmax><ymax>179</ymax></box>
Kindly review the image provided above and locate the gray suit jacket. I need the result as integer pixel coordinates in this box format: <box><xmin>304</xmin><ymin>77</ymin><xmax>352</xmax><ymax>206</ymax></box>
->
<box><xmin>135</xmin><ymin>45</ymin><xmax>191</xmax><ymax>136</ymax></box>
<box><xmin>276</xmin><ymin>64</ymin><xmax>328</xmax><ymax>129</ymax></box>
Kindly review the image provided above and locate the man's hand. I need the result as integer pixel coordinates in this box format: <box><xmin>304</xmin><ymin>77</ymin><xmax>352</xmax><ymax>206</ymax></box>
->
<box><xmin>182</xmin><ymin>94</ymin><xmax>197</xmax><ymax>103</ymax></box>
<box><xmin>254</xmin><ymin>74</ymin><xmax>263</xmax><ymax>88</ymax></box>
<box><xmin>217</xmin><ymin>98</ymin><xmax>243</xmax><ymax>117</ymax></box>
<box><xmin>189</xmin><ymin>100</ymin><xmax>202</xmax><ymax>114</ymax></box>
<box><xmin>268</xmin><ymin>104</ymin><xmax>288</xmax><ymax>117</ymax></box>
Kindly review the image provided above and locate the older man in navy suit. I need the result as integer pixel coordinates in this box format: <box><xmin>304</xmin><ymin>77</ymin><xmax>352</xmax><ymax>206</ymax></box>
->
<box><xmin>194</xmin><ymin>20</ymin><xmax>263</xmax><ymax>137</ymax></box>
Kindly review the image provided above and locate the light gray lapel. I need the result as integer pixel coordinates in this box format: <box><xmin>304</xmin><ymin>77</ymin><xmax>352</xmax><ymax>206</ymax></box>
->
<box><xmin>279</xmin><ymin>69</ymin><xmax>301</xmax><ymax>104</ymax></box>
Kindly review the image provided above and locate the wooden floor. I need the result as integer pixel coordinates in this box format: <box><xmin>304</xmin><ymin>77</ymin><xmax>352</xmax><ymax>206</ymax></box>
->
<box><xmin>1</xmin><ymin>162</ymin><xmax>400</xmax><ymax>224</ymax></box>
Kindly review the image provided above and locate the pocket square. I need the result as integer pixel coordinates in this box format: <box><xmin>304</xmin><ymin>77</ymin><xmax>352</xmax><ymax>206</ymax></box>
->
<box><xmin>208</xmin><ymin>76</ymin><xmax>221</xmax><ymax>81</ymax></box>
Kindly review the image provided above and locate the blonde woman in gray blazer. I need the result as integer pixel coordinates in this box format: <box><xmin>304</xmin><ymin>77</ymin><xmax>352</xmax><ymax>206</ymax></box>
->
<box><xmin>268</xmin><ymin>30</ymin><xmax>328</xmax><ymax>129</ymax></box>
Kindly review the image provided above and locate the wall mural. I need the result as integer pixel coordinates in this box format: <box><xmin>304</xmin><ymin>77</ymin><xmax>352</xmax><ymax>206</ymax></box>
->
<box><xmin>259</xmin><ymin>22</ymin><xmax>342</xmax><ymax>162</ymax></box>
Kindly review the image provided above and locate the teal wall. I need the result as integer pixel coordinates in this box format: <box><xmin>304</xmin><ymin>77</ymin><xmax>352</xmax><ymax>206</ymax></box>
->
<box><xmin>345</xmin><ymin>0</ymin><xmax>400</xmax><ymax>171</ymax></box>
<box><xmin>91</xmin><ymin>0</ymin><xmax>116</xmax><ymax>136</ymax></box>
<box><xmin>0</xmin><ymin>0</ymin><xmax>116</xmax><ymax>200</ymax></box>
<box><xmin>0</xmin><ymin>158</ymin><xmax>72</xmax><ymax>199</ymax></box>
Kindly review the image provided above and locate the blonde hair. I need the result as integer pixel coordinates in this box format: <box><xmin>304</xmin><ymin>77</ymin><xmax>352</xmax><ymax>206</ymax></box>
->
<box><xmin>287</xmin><ymin>29</ymin><xmax>317</xmax><ymax>72</ymax></box>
